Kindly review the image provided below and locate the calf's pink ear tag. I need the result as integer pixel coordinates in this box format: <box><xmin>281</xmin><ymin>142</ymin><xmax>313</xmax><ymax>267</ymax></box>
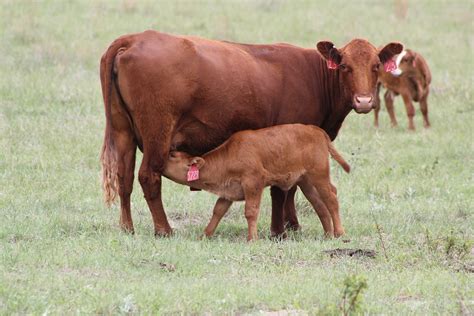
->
<box><xmin>384</xmin><ymin>59</ymin><xmax>397</xmax><ymax>72</ymax></box>
<box><xmin>327</xmin><ymin>59</ymin><xmax>338</xmax><ymax>70</ymax></box>
<box><xmin>187</xmin><ymin>164</ymin><xmax>199</xmax><ymax>182</ymax></box>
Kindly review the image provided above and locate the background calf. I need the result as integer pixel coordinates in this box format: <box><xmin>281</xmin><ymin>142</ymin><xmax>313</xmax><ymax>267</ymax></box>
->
<box><xmin>374</xmin><ymin>49</ymin><xmax>432</xmax><ymax>130</ymax></box>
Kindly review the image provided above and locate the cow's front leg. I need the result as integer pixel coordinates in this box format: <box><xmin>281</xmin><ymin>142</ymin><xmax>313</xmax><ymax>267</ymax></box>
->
<box><xmin>284</xmin><ymin>185</ymin><xmax>301</xmax><ymax>231</ymax></box>
<box><xmin>270</xmin><ymin>186</ymin><xmax>286</xmax><ymax>237</ymax></box>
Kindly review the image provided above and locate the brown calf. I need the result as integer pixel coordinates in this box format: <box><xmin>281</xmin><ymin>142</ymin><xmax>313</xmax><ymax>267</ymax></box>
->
<box><xmin>374</xmin><ymin>49</ymin><xmax>432</xmax><ymax>130</ymax></box>
<box><xmin>163</xmin><ymin>124</ymin><xmax>350</xmax><ymax>241</ymax></box>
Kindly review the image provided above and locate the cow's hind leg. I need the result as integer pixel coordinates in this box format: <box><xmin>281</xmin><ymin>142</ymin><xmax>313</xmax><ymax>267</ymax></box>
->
<box><xmin>204</xmin><ymin>198</ymin><xmax>233</xmax><ymax>237</ymax></box>
<box><xmin>115</xmin><ymin>131</ymin><xmax>137</xmax><ymax>233</ymax></box>
<box><xmin>137</xmin><ymin>114</ymin><xmax>177</xmax><ymax>237</ymax></box>
<box><xmin>298</xmin><ymin>179</ymin><xmax>333</xmax><ymax>237</ymax></box>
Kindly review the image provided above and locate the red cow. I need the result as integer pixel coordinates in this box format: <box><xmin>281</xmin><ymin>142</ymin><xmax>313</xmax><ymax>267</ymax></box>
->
<box><xmin>100</xmin><ymin>31</ymin><xmax>402</xmax><ymax>236</ymax></box>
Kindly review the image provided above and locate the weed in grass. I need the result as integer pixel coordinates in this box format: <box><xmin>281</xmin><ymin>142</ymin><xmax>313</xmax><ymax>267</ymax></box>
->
<box><xmin>339</xmin><ymin>275</ymin><xmax>368</xmax><ymax>316</ymax></box>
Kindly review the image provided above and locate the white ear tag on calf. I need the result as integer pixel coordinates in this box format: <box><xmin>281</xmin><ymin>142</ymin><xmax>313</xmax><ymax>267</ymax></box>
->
<box><xmin>187</xmin><ymin>165</ymin><xmax>199</xmax><ymax>182</ymax></box>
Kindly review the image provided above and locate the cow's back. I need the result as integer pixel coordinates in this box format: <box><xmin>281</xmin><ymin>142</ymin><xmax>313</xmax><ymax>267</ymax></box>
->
<box><xmin>113</xmin><ymin>31</ymin><xmax>323</xmax><ymax>155</ymax></box>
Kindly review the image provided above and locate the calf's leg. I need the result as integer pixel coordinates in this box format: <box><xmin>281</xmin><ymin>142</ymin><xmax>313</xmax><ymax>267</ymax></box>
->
<box><xmin>243</xmin><ymin>181</ymin><xmax>264</xmax><ymax>241</ymax></box>
<box><xmin>204</xmin><ymin>198</ymin><xmax>233</xmax><ymax>237</ymax></box>
<box><xmin>384</xmin><ymin>90</ymin><xmax>398</xmax><ymax>127</ymax></box>
<box><xmin>401</xmin><ymin>93</ymin><xmax>416</xmax><ymax>130</ymax></box>
<box><xmin>309</xmin><ymin>175</ymin><xmax>344</xmax><ymax>237</ymax></box>
<box><xmin>374</xmin><ymin>82</ymin><xmax>381</xmax><ymax>127</ymax></box>
<box><xmin>298</xmin><ymin>179</ymin><xmax>334</xmax><ymax>237</ymax></box>
<box><xmin>420</xmin><ymin>87</ymin><xmax>430</xmax><ymax>128</ymax></box>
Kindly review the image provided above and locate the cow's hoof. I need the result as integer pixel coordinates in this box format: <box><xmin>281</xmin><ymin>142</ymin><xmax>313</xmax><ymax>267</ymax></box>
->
<box><xmin>120</xmin><ymin>225</ymin><xmax>135</xmax><ymax>235</ymax></box>
<box><xmin>270</xmin><ymin>231</ymin><xmax>288</xmax><ymax>241</ymax></box>
<box><xmin>285</xmin><ymin>222</ymin><xmax>301</xmax><ymax>232</ymax></box>
<box><xmin>154</xmin><ymin>228</ymin><xmax>173</xmax><ymax>238</ymax></box>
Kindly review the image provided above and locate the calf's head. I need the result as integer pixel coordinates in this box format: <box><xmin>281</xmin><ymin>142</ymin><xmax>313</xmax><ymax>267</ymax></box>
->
<box><xmin>396</xmin><ymin>49</ymin><xmax>418</xmax><ymax>74</ymax></box>
<box><xmin>164</xmin><ymin>151</ymin><xmax>205</xmax><ymax>182</ymax></box>
<box><xmin>317</xmin><ymin>39</ymin><xmax>403</xmax><ymax>113</ymax></box>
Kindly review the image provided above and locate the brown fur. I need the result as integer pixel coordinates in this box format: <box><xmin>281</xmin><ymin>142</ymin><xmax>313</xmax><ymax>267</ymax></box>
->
<box><xmin>163</xmin><ymin>124</ymin><xmax>350</xmax><ymax>240</ymax></box>
<box><xmin>374</xmin><ymin>49</ymin><xmax>432</xmax><ymax>130</ymax></box>
<box><xmin>99</xmin><ymin>31</ymin><xmax>401</xmax><ymax>236</ymax></box>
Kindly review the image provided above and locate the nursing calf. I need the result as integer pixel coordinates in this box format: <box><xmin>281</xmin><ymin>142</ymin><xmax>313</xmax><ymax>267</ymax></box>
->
<box><xmin>374</xmin><ymin>49</ymin><xmax>432</xmax><ymax>130</ymax></box>
<box><xmin>163</xmin><ymin>124</ymin><xmax>350</xmax><ymax>241</ymax></box>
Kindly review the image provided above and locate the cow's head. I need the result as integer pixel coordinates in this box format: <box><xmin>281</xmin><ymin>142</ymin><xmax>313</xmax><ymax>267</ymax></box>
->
<box><xmin>164</xmin><ymin>151</ymin><xmax>205</xmax><ymax>183</ymax></box>
<box><xmin>317</xmin><ymin>39</ymin><xmax>403</xmax><ymax>113</ymax></box>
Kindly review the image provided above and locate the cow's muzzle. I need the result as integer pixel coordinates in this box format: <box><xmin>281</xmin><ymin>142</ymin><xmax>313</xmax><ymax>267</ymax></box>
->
<box><xmin>353</xmin><ymin>95</ymin><xmax>374</xmax><ymax>114</ymax></box>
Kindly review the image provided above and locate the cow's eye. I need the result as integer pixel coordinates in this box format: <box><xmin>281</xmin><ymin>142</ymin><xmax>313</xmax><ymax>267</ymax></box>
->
<box><xmin>339</xmin><ymin>64</ymin><xmax>350</xmax><ymax>72</ymax></box>
<box><xmin>373</xmin><ymin>63</ymin><xmax>381</xmax><ymax>72</ymax></box>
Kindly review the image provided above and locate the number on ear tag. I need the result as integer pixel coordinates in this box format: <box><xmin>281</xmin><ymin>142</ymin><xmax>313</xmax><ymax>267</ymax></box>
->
<box><xmin>187</xmin><ymin>165</ymin><xmax>199</xmax><ymax>182</ymax></box>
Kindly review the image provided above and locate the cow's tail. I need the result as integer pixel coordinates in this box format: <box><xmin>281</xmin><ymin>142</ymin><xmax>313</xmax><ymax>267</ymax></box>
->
<box><xmin>325</xmin><ymin>134</ymin><xmax>350</xmax><ymax>173</ymax></box>
<box><xmin>100</xmin><ymin>37</ymin><xmax>129</xmax><ymax>207</ymax></box>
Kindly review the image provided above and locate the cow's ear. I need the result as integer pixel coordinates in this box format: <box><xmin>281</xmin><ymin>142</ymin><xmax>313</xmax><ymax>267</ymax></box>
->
<box><xmin>378</xmin><ymin>42</ymin><xmax>403</xmax><ymax>64</ymax></box>
<box><xmin>317</xmin><ymin>41</ymin><xmax>342</xmax><ymax>68</ymax></box>
<box><xmin>190</xmin><ymin>157</ymin><xmax>205</xmax><ymax>169</ymax></box>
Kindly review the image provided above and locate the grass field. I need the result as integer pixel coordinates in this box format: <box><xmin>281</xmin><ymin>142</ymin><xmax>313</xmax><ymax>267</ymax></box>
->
<box><xmin>1</xmin><ymin>0</ymin><xmax>473</xmax><ymax>314</ymax></box>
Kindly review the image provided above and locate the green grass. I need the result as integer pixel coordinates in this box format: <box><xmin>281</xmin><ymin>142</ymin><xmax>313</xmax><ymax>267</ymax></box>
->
<box><xmin>1</xmin><ymin>0</ymin><xmax>473</xmax><ymax>314</ymax></box>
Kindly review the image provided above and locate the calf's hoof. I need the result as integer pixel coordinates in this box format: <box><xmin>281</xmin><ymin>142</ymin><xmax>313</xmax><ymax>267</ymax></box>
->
<box><xmin>334</xmin><ymin>229</ymin><xmax>345</xmax><ymax>238</ymax></box>
<box><xmin>323</xmin><ymin>231</ymin><xmax>335</xmax><ymax>239</ymax></box>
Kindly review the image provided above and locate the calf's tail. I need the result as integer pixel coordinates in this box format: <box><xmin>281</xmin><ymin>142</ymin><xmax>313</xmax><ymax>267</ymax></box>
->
<box><xmin>325</xmin><ymin>135</ymin><xmax>350</xmax><ymax>173</ymax></box>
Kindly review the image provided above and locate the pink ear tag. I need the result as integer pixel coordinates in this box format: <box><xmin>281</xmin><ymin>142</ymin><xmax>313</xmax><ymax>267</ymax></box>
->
<box><xmin>327</xmin><ymin>59</ymin><xmax>338</xmax><ymax>70</ymax></box>
<box><xmin>384</xmin><ymin>59</ymin><xmax>397</xmax><ymax>72</ymax></box>
<box><xmin>187</xmin><ymin>164</ymin><xmax>199</xmax><ymax>182</ymax></box>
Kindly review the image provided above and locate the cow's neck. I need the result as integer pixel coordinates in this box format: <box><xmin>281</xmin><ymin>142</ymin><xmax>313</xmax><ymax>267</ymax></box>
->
<box><xmin>313</xmin><ymin>54</ymin><xmax>353</xmax><ymax>141</ymax></box>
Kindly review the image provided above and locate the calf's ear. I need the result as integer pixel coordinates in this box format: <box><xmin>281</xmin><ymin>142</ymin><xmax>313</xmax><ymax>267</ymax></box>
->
<box><xmin>378</xmin><ymin>42</ymin><xmax>403</xmax><ymax>64</ymax></box>
<box><xmin>317</xmin><ymin>41</ymin><xmax>342</xmax><ymax>69</ymax></box>
<box><xmin>190</xmin><ymin>157</ymin><xmax>206</xmax><ymax>169</ymax></box>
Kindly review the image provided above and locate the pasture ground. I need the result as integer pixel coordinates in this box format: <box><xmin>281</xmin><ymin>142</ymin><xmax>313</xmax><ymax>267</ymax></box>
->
<box><xmin>1</xmin><ymin>1</ymin><xmax>473</xmax><ymax>314</ymax></box>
